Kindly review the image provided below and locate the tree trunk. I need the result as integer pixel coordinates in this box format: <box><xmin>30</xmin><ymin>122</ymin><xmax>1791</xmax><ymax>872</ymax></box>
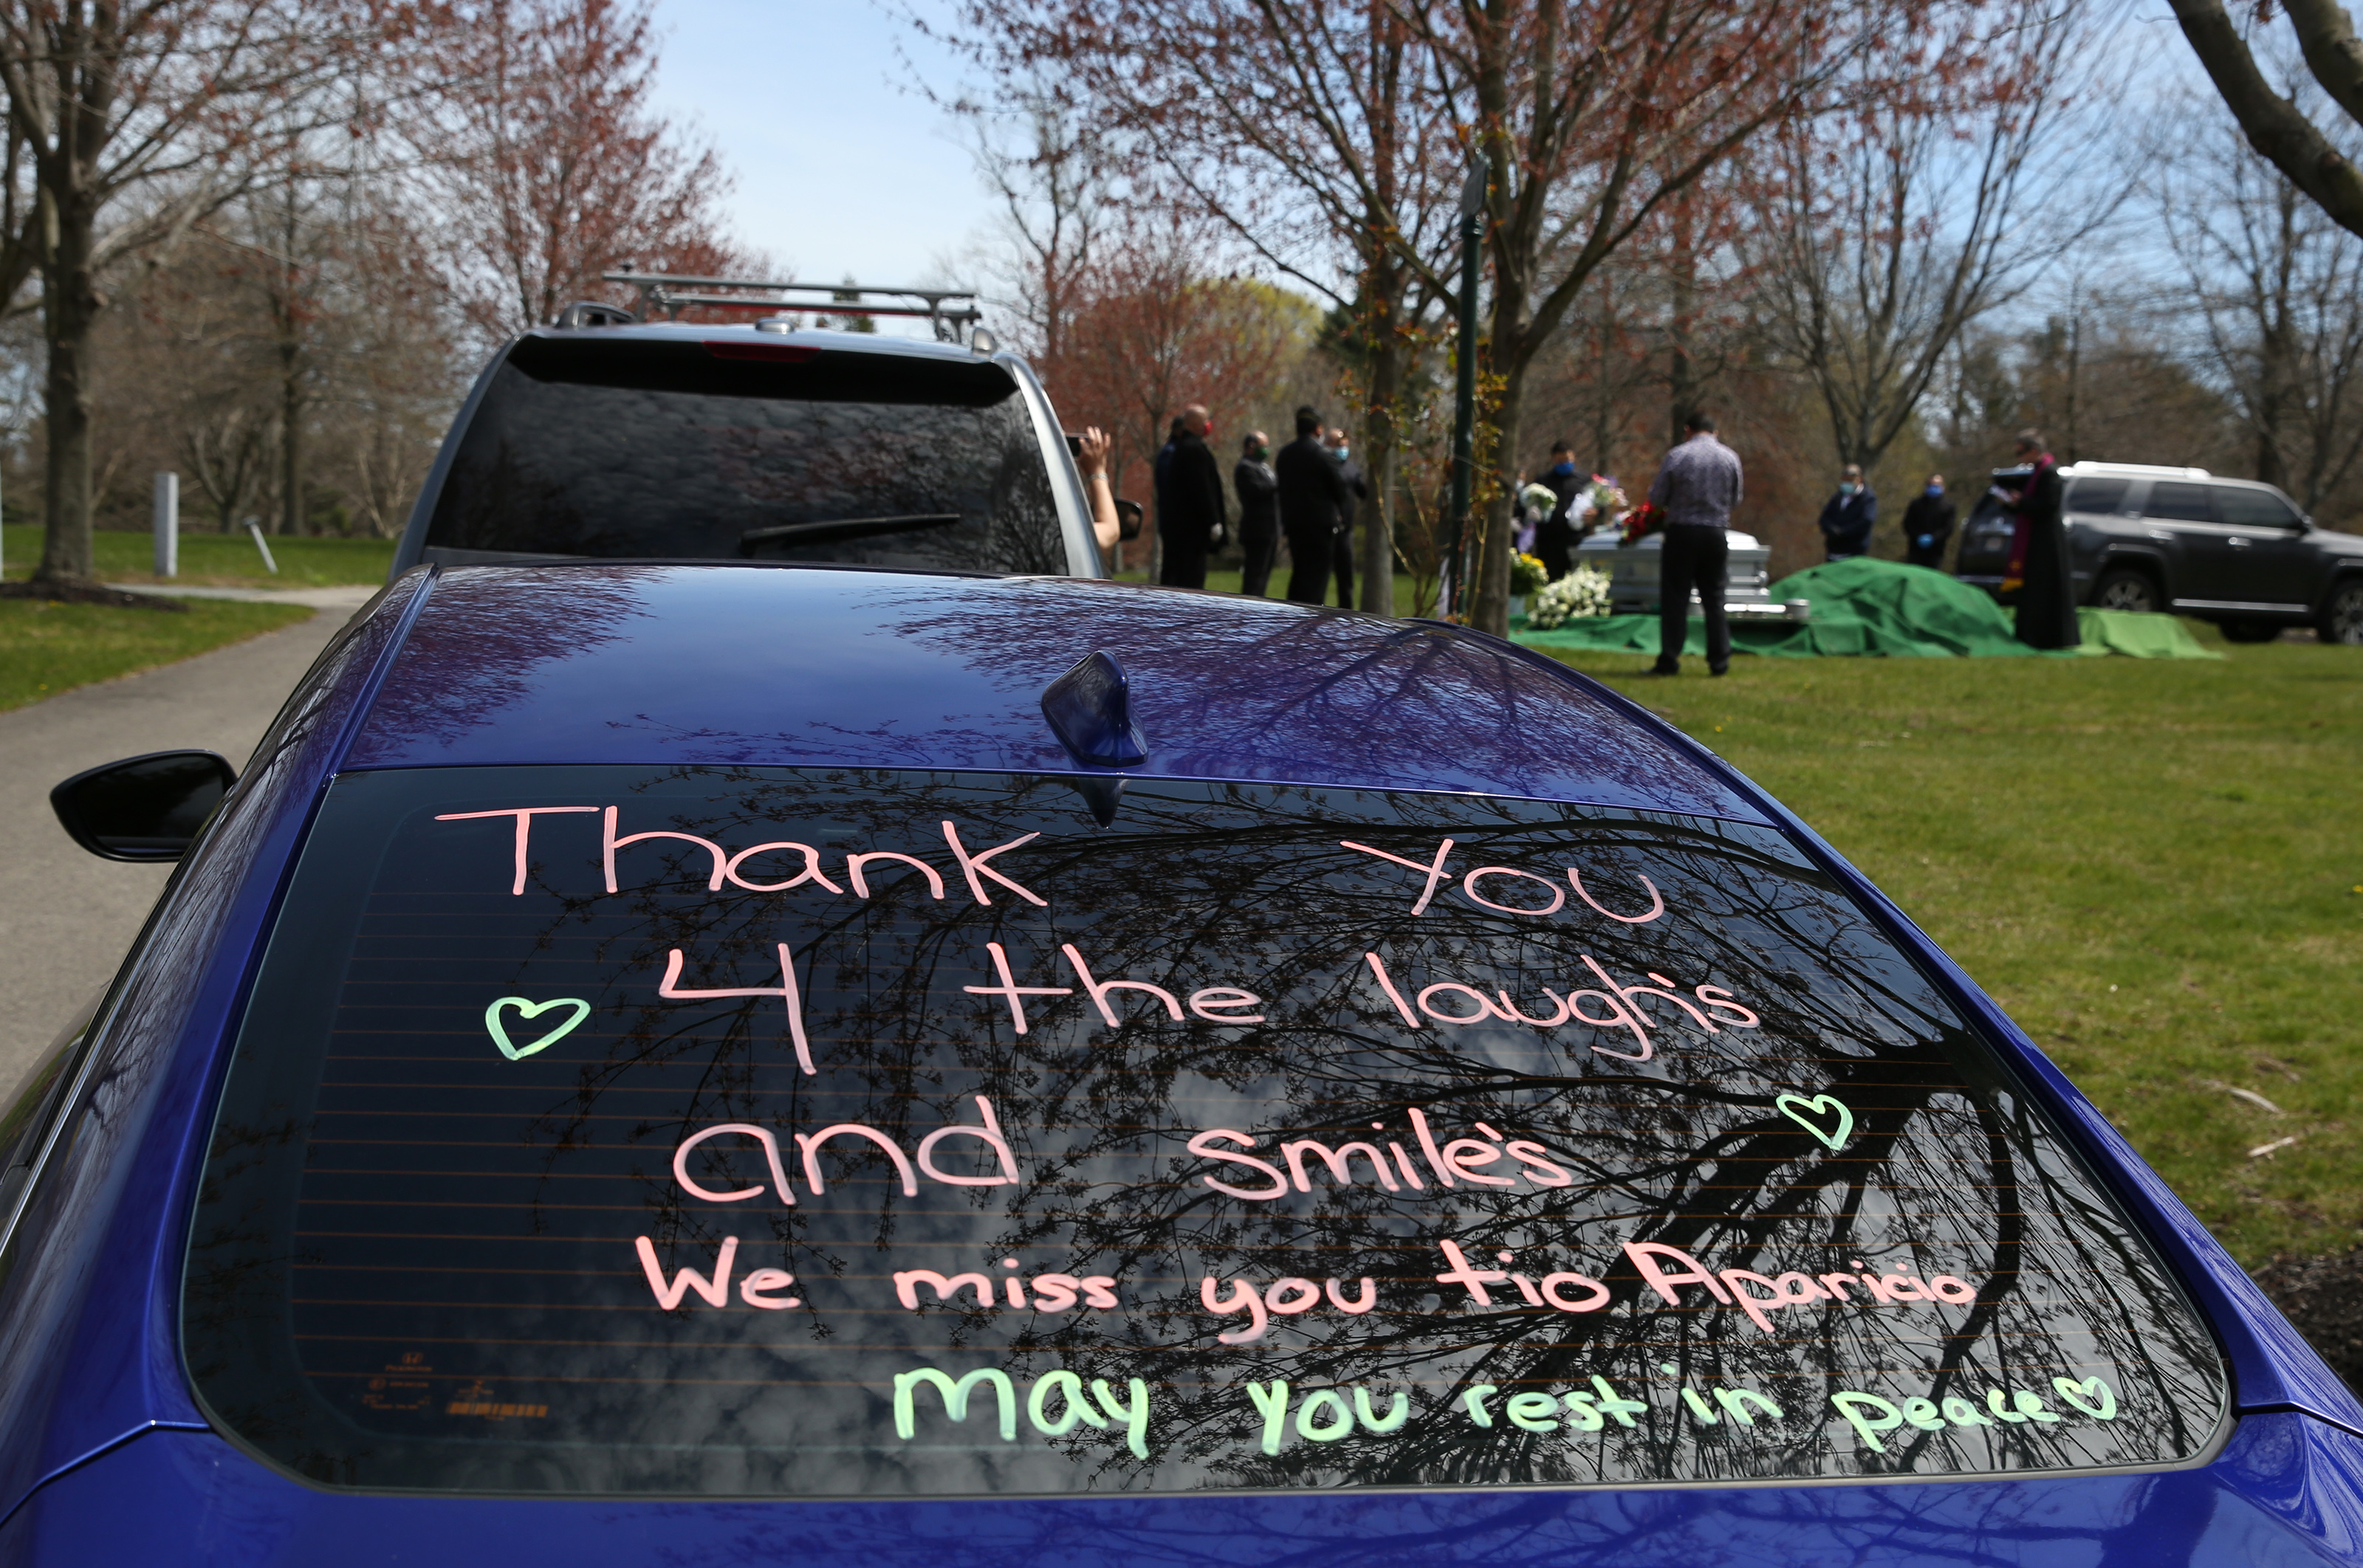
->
<box><xmin>34</xmin><ymin>193</ymin><xmax>98</xmax><ymax>586</ymax></box>
<box><xmin>280</xmin><ymin>356</ymin><xmax>304</xmax><ymax>535</ymax></box>
<box><xmin>1357</xmin><ymin>279</ymin><xmax>1403</xmax><ymax>616</ymax></box>
<box><xmin>1667</xmin><ymin>200</ymin><xmax>1696</xmax><ymax>449</ymax></box>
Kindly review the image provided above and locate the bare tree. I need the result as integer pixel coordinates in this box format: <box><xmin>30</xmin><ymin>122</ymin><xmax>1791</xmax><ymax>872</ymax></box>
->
<box><xmin>2155</xmin><ymin>83</ymin><xmax>2363</xmax><ymax>508</ymax></box>
<box><xmin>0</xmin><ymin>0</ymin><xmax>392</xmax><ymax>586</ymax></box>
<box><xmin>1746</xmin><ymin>0</ymin><xmax>2107</xmax><ymax>475</ymax></box>
<box><xmin>2170</xmin><ymin>0</ymin><xmax>2363</xmax><ymax>239</ymax></box>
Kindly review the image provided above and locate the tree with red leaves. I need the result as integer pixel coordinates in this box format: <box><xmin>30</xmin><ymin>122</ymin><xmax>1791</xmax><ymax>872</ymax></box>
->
<box><xmin>430</xmin><ymin>0</ymin><xmax>738</xmax><ymax>344</ymax></box>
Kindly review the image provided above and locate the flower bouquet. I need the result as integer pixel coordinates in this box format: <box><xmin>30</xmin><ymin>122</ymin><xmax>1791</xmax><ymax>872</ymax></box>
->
<box><xmin>1617</xmin><ymin>499</ymin><xmax>1665</xmax><ymax>548</ymax></box>
<box><xmin>1526</xmin><ymin>563</ymin><xmax>1613</xmax><ymax>628</ymax></box>
<box><xmin>1510</xmin><ymin>552</ymin><xmax>1551</xmax><ymax>595</ymax></box>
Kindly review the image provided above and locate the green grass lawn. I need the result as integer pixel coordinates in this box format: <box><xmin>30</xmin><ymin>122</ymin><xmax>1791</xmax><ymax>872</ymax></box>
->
<box><xmin>1536</xmin><ymin>628</ymin><xmax>2362</xmax><ymax>1268</ymax></box>
<box><xmin>0</xmin><ymin>596</ymin><xmax>315</xmax><ymax>712</ymax></box>
<box><xmin>1</xmin><ymin>525</ymin><xmax>396</xmax><ymax>589</ymax></box>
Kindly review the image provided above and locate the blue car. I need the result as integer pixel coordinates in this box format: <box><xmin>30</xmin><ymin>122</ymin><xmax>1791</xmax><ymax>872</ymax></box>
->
<box><xmin>8</xmin><ymin>563</ymin><xmax>2362</xmax><ymax>1564</ymax></box>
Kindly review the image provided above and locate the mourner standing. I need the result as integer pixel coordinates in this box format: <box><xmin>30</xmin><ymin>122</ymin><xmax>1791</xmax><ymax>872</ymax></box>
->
<box><xmin>1324</xmin><ymin>426</ymin><xmax>1366</xmax><ymax>609</ymax></box>
<box><xmin>1901</xmin><ymin>474</ymin><xmax>1956</xmax><ymax>569</ymax></box>
<box><xmin>1817</xmin><ymin>464</ymin><xmax>1876</xmax><ymax>561</ymax></box>
<box><xmin>1158</xmin><ymin>404</ymin><xmax>1227</xmax><ymax>591</ymax></box>
<box><xmin>1643</xmin><ymin>410</ymin><xmax>1744</xmax><ymax>678</ymax></box>
<box><xmin>1532</xmin><ymin>441</ymin><xmax>1583</xmax><ymax>580</ymax></box>
<box><xmin>1233</xmin><ymin>430</ymin><xmax>1280</xmax><ymax>597</ymax></box>
<box><xmin>1277</xmin><ymin>406</ymin><xmax>1353</xmax><ymax>604</ymax></box>
<box><xmin>2003</xmin><ymin>430</ymin><xmax>2078</xmax><ymax>650</ymax></box>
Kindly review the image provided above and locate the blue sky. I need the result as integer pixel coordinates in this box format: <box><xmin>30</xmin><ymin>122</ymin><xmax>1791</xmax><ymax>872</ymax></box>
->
<box><xmin>644</xmin><ymin>1</ymin><xmax>996</xmax><ymax>309</ymax></box>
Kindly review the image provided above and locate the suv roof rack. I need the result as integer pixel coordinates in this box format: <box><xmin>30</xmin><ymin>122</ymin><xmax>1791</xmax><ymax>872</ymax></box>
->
<box><xmin>2063</xmin><ymin>461</ymin><xmax>2212</xmax><ymax>480</ymax></box>
<box><xmin>601</xmin><ymin>268</ymin><xmax>984</xmax><ymax>343</ymax></box>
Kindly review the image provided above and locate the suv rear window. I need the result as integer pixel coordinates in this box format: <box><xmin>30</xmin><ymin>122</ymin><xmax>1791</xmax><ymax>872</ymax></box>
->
<box><xmin>422</xmin><ymin>337</ymin><xmax>1071</xmax><ymax>574</ymax></box>
<box><xmin>2144</xmin><ymin>481</ymin><xmax>2216</xmax><ymax>523</ymax></box>
<box><xmin>2215</xmin><ymin>486</ymin><xmax>2302</xmax><ymax>528</ymax></box>
<box><xmin>185</xmin><ymin>766</ymin><xmax>2227</xmax><ymax>1498</ymax></box>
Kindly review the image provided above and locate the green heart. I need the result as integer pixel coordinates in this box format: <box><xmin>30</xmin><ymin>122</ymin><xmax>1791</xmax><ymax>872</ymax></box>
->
<box><xmin>1775</xmin><ymin>1092</ymin><xmax>1854</xmax><ymax>1152</ymax></box>
<box><xmin>2051</xmin><ymin>1375</ymin><xmax>2118</xmax><ymax>1420</ymax></box>
<box><xmin>484</xmin><ymin>996</ymin><xmax>591</xmax><ymax>1061</ymax></box>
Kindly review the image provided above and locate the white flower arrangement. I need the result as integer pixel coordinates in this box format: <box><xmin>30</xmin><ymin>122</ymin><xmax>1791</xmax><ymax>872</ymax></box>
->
<box><xmin>1526</xmin><ymin>563</ymin><xmax>1613</xmax><ymax>628</ymax></box>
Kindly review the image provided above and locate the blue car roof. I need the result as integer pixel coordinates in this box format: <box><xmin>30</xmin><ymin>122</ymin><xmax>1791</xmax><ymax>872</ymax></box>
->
<box><xmin>340</xmin><ymin>563</ymin><xmax>1772</xmax><ymax>820</ymax></box>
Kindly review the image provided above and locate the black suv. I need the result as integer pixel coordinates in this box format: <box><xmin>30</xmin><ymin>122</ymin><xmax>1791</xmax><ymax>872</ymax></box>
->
<box><xmin>390</xmin><ymin>320</ymin><xmax>1104</xmax><ymax>578</ymax></box>
<box><xmin>1954</xmin><ymin>462</ymin><xmax>2363</xmax><ymax>644</ymax></box>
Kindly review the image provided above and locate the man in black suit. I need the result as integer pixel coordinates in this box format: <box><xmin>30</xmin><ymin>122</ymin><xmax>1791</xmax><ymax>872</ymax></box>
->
<box><xmin>1233</xmin><ymin>430</ymin><xmax>1280</xmax><ymax>596</ymax></box>
<box><xmin>1276</xmin><ymin>406</ymin><xmax>1352</xmax><ymax>604</ymax></box>
<box><xmin>1158</xmin><ymin>404</ymin><xmax>1227</xmax><ymax>589</ymax></box>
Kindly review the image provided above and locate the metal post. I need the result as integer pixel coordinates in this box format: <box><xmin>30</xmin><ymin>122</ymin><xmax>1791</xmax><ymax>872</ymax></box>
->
<box><xmin>244</xmin><ymin>517</ymin><xmax>278</xmax><ymax>575</ymax></box>
<box><xmin>1442</xmin><ymin>158</ymin><xmax>1486</xmax><ymax>619</ymax></box>
<box><xmin>154</xmin><ymin>472</ymin><xmax>179</xmax><ymax>578</ymax></box>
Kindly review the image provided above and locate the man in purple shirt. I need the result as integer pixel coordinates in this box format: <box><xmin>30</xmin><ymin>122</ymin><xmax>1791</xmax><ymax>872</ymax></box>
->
<box><xmin>1644</xmin><ymin>410</ymin><xmax>1744</xmax><ymax>677</ymax></box>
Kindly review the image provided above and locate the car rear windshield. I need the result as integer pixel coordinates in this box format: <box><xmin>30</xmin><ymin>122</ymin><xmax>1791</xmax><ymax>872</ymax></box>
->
<box><xmin>422</xmin><ymin>336</ymin><xmax>1071</xmax><ymax>574</ymax></box>
<box><xmin>185</xmin><ymin>766</ymin><xmax>2227</xmax><ymax>1499</ymax></box>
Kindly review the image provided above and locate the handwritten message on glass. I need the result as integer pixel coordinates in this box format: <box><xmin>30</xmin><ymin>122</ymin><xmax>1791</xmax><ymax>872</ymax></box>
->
<box><xmin>184</xmin><ymin>766</ymin><xmax>2227</xmax><ymax>1497</ymax></box>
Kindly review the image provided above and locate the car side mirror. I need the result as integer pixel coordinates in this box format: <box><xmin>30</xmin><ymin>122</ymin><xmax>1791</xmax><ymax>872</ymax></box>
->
<box><xmin>50</xmin><ymin>750</ymin><xmax>236</xmax><ymax>863</ymax></box>
<box><xmin>1114</xmin><ymin>498</ymin><xmax>1144</xmax><ymax>542</ymax></box>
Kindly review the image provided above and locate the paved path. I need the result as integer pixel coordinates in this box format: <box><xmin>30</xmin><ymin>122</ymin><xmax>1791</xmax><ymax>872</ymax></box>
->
<box><xmin>0</xmin><ymin>583</ymin><xmax>379</xmax><ymax>1089</ymax></box>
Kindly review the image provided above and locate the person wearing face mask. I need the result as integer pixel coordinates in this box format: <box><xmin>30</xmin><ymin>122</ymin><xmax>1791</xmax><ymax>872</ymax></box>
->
<box><xmin>1234</xmin><ymin>430</ymin><xmax>1280</xmax><ymax>597</ymax></box>
<box><xmin>1323</xmin><ymin>427</ymin><xmax>1367</xmax><ymax>608</ymax></box>
<box><xmin>1901</xmin><ymin>473</ymin><xmax>1955</xmax><ymax>570</ymax></box>
<box><xmin>1817</xmin><ymin>464</ymin><xmax>1876</xmax><ymax>562</ymax></box>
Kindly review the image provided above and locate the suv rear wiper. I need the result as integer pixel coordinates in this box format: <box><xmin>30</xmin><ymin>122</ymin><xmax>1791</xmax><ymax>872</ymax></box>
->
<box><xmin>738</xmin><ymin>514</ymin><xmax>962</xmax><ymax>553</ymax></box>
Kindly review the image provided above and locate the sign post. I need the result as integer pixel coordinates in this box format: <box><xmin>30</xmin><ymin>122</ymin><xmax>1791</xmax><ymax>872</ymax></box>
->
<box><xmin>1441</xmin><ymin>157</ymin><xmax>1487</xmax><ymax>621</ymax></box>
<box><xmin>154</xmin><ymin>472</ymin><xmax>179</xmax><ymax>578</ymax></box>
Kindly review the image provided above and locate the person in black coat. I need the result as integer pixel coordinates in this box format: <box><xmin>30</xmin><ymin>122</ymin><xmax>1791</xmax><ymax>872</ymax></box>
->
<box><xmin>1817</xmin><ymin>464</ymin><xmax>1876</xmax><ymax>560</ymax></box>
<box><xmin>1324</xmin><ymin>426</ymin><xmax>1367</xmax><ymax>608</ymax></box>
<box><xmin>1156</xmin><ymin>405</ymin><xmax>1227</xmax><ymax>590</ymax></box>
<box><xmin>1233</xmin><ymin>431</ymin><xmax>1280</xmax><ymax>597</ymax></box>
<box><xmin>1532</xmin><ymin>441</ymin><xmax>1583</xmax><ymax>580</ymax></box>
<box><xmin>1276</xmin><ymin>405</ymin><xmax>1352</xmax><ymax>604</ymax></box>
<box><xmin>2006</xmin><ymin>430</ymin><xmax>2078</xmax><ymax>649</ymax></box>
<box><xmin>1901</xmin><ymin>474</ymin><xmax>1956</xmax><ymax>569</ymax></box>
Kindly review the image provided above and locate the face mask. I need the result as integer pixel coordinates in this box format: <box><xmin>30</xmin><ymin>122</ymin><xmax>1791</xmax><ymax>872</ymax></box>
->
<box><xmin>1839</xmin><ymin>482</ymin><xmax>1857</xmax><ymax>496</ymax></box>
<box><xmin>1927</xmin><ymin>484</ymin><xmax>1944</xmax><ymax>497</ymax></box>
<box><xmin>1334</xmin><ymin>445</ymin><xmax>1349</xmax><ymax>460</ymax></box>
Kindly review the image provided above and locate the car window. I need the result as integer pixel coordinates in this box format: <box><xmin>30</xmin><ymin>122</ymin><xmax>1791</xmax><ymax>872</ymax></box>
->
<box><xmin>2066</xmin><ymin>478</ymin><xmax>2130</xmax><ymax>515</ymax></box>
<box><xmin>185</xmin><ymin>766</ymin><xmax>2228</xmax><ymax>1499</ymax></box>
<box><xmin>424</xmin><ymin>337</ymin><xmax>1070</xmax><ymax>574</ymax></box>
<box><xmin>2215</xmin><ymin>486</ymin><xmax>2303</xmax><ymax>529</ymax></box>
<box><xmin>2144</xmin><ymin>481</ymin><xmax>2216</xmax><ymax>523</ymax></box>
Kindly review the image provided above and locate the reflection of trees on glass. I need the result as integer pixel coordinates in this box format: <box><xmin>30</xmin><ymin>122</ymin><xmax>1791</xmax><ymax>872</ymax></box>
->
<box><xmin>183</xmin><ymin>767</ymin><xmax>2225</xmax><ymax>1498</ymax></box>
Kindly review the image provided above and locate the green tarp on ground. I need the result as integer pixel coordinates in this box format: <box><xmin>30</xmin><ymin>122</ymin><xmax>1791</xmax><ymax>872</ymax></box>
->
<box><xmin>1510</xmin><ymin>557</ymin><xmax>2221</xmax><ymax>660</ymax></box>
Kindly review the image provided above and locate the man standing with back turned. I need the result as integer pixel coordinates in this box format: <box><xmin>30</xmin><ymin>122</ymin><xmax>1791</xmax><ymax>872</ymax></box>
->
<box><xmin>1277</xmin><ymin>405</ymin><xmax>1352</xmax><ymax>604</ymax></box>
<box><xmin>1645</xmin><ymin>410</ymin><xmax>1744</xmax><ymax>678</ymax></box>
<box><xmin>1159</xmin><ymin>404</ymin><xmax>1227</xmax><ymax>590</ymax></box>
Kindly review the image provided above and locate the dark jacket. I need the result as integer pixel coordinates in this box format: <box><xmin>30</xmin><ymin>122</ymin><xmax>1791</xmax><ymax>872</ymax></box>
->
<box><xmin>1818</xmin><ymin>486</ymin><xmax>1877</xmax><ymax>554</ymax></box>
<box><xmin>1234</xmin><ymin>457</ymin><xmax>1279</xmax><ymax>537</ymax></box>
<box><xmin>1160</xmin><ymin>429</ymin><xmax>1227</xmax><ymax>548</ymax></box>
<box><xmin>1276</xmin><ymin>433</ymin><xmax>1351</xmax><ymax>538</ymax></box>
<box><xmin>1901</xmin><ymin>492</ymin><xmax>1957</xmax><ymax>557</ymax></box>
<box><xmin>1331</xmin><ymin>453</ymin><xmax>1368</xmax><ymax>532</ymax></box>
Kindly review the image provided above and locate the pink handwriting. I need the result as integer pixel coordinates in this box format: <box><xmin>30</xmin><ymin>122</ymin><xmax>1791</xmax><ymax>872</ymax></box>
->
<box><xmin>659</xmin><ymin>942</ymin><xmax>814</xmax><ymax>1075</ymax></box>
<box><xmin>672</xmin><ymin>1096</ymin><xmax>1020</xmax><ymax>1206</ymax></box>
<box><xmin>434</xmin><ymin>807</ymin><xmax>1046</xmax><ymax>907</ymax></box>
<box><xmin>1623</xmin><ymin>1239</ymin><xmax>1978</xmax><ymax>1333</ymax></box>
<box><xmin>633</xmin><ymin>1235</ymin><xmax>802</xmax><ymax>1311</ymax></box>
<box><xmin>1200</xmin><ymin>1273</ymin><xmax>1378</xmax><ymax>1344</ymax></box>
<box><xmin>965</xmin><ymin>943</ymin><xmax>1265</xmax><ymax>1035</ymax></box>
<box><xmin>1343</xmin><ymin>838</ymin><xmax>1664</xmax><ymax>924</ymax></box>
<box><xmin>1363</xmin><ymin>952</ymin><xmax>1760</xmax><ymax>1059</ymax></box>
<box><xmin>1184</xmin><ymin>1113</ymin><xmax>1572</xmax><ymax>1203</ymax></box>
<box><xmin>895</xmin><ymin>1261</ymin><xmax>1119</xmax><ymax>1312</ymax></box>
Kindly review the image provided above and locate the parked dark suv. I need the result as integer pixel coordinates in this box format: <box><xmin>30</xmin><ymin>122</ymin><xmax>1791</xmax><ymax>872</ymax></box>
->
<box><xmin>1954</xmin><ymin>461</ymin><xmax>2363</xmax><ymax>643</ymax></box>
<box><xmin>390</xmin><ymin>319</ymin><xmax>1105</xmax><ymax>579</ymax></box>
